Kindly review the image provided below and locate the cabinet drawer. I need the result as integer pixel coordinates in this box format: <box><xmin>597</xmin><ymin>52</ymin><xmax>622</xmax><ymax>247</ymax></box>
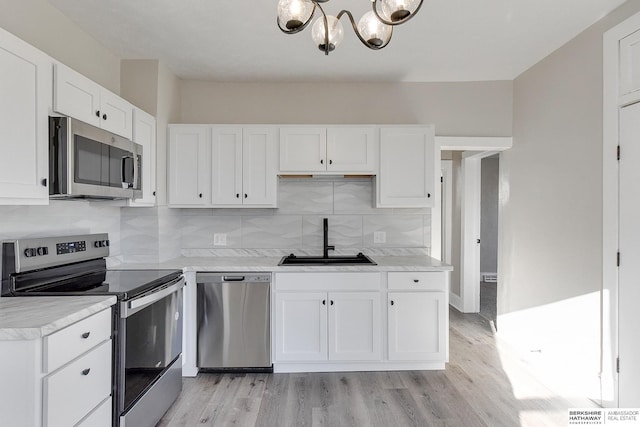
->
<box><xmin>44</xmin><ymin>308</ymin><xmax>111</xmax><ymax>373</ymax></box>
<box><xmin>76</xmin><ymin>396</ymin><xmax>112</xmax><ymax>427</ymax></box>
<box><xmin>388</xmin><ymin>272</ymin><xmax>447</xmax><ymax>291</ymax></box>
<box><xmin>44</xmin><ymin>339</ymin><xmax>112</xmax><ymax>427</ymax></box>
<box><xmin>275</xmin><ymin>272</ymin><xmax>381</xmax><ymax>291</ymax></box>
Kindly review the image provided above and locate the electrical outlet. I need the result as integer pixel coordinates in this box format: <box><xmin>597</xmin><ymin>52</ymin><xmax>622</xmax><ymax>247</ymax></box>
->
<box><xmin>213</xmin><ymin>233</ymin><xmax>227</xmax><ymax>246</ymax></box>
<box><xmin>373</xmin><ymin>231</ymin><xmax>386</xmax><ymax>244</ymax></box>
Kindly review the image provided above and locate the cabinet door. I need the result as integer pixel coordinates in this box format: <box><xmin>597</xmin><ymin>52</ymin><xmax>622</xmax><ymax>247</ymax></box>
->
<box><xmin>129</xmin><ymin>108</ymin><xmax>156</xmax><ymax>207</ymax></box>
<box><xmin>243</xmin><ymin>127</ymin><xmax>278</xmax><ymax>206</ymax></box>
<box><xmin>211</xmin><ymin>126</ymin><xmax>243</xmax><ymax>206</ymax></box>
<box><xmin>378</xmin><ymin>127</ymin><xmax>436</xmax><ymax>207</ymax></box>
<box><xmin>620</xmin><ymin>29</ymin><xmax>640</xmax><ymax>100</ymax></box>
<box><xmin>168</xmin><ymin>126</ymin><xmax>210</xmax><ymax>206</ymax></box>
<box><xmin>388</xmin><ymin>292</ymin><xmax>446</xmax><ymax>361</ymax></box>
<box><xmin>279</xmin><ymin>126</ymin><xmax>327</xmax><ymax>172</ymax></box>
<box><xmin>0</xmin><ymin>28</ymin><xmax>50</xmax><ymax>204</ymax></box>
<box><xmin>275</xmin><ymin>292</ymin><xmax>327</xmax><ymax>361</ymax></box>
<box><xmin>53</xmin><ymin>63</ymin><xmax>101</xmax><ymax>128</ymax></box>
<box><xmin>328</xmin><ymin>292</ymin><xmax>381</xmax><ymax>361</ymax></box>
<box><xmin>327</xmin><ymin>126</ymin><xmax>376</xmax><ymax>172</ymax></box>
<box><xmin>99</xmin><ymin>88</ymin><xmax>133</xmax><ymax>139</ymax></box>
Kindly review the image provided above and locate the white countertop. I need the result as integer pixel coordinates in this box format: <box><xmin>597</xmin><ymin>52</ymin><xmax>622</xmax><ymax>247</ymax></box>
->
<box><xmin>0</xmin><ymin>295</ymin><xmax>117</xmax><ymax>340</ymax></box>
<box><xmin>114</xmin><ymin>255</ymin><xmax>453</xmax><ymax>273</ymax></box>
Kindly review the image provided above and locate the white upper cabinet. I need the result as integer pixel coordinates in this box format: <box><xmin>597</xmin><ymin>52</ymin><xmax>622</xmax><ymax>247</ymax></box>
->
<box><xmin>279</xmin><ymin>126</ymin><xmax>376</xmax><ymax>173</ymax></box>
<box><xmin>620</xmin><ymin>29</ymin><xmax>640</xmax><ymax>102</ymax></box>
<box><xmin>242</xmin><ymin>127</ymin><xmax>279</xmax><ymax>206</ymax></box>
<box><xmin>279</xmin><ymin>126</ymin><xmax>326</xmax><ymax>172</ymax></box>
<box><xmin>170</xmin><ymin>125</ymin><xmax>277</xmax><ymax>208</ymax></box>
<box><xmin>129</xmin><ymin>108</ymin><xmax>156</xmax><ymax>207</ymax></box>
<box><xmin>211</xmin><ymin>127</ymin><xmax>243</xmax><ymax>206</ymax></box>
<box><xmin>54</xmin><ymin>63</ymin><xmax>133</xmax><ymax>139</ymax></box>
<box><xmin>168</xmin><ymin>125</ymin><xmax>211</xmax><ymax>206</ymax></box>
<box><xmin>326</xmin><ymin>127</ymin><xmax>376</xmax><ymax>172</ymax></box>
<box><xmin>0</xmin><ymin>27</ymin><xmax>50</xmax><ymax>205</ymax></box>
<box><xmin>377</xmin><ymin>126</ymin><xmax>436</xmax><ymax>208</ymax></box>
<box><xmin>211</xmin><ymin>126</ymin><xmax>278</xmax><ymax>207</ymax></box>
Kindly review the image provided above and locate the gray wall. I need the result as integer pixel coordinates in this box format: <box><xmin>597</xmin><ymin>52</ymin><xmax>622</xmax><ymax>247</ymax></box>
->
<box><xmin>0</xmin><ymin>0</ymin><xmax>121</xmax><ymax>93</ymax></box>
<box><xmin>481</xmin><ymin>155</ymin><xmax>499</xmax><ymax>274</ymax></box>
<box><xmin>179</xmin><ymin>81</ymin><xmax>513</xmax><ymax>137</ymax></box>
<box><xmin>499</xmin><ymin>0</ymin><xmax>640</xmax><ymax>395</ymax></box>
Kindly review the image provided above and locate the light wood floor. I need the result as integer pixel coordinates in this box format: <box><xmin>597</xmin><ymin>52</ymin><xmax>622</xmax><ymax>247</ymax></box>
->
<box><xmin>158</xmin><ymin>309</ymin><xmax>596</xmax><ymax>427</ymax></box>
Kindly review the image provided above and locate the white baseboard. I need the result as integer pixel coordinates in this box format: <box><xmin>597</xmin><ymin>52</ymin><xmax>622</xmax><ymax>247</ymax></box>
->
<box><xmin>449</xmin><ymin>291</ymin><xmax>463</xmax><ymax>311</ymax></box>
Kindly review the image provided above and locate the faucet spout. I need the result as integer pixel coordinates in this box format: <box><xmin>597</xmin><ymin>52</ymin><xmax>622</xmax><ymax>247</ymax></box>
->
<box><xmin>323</xmin><ymin>218</ymin><xmax>335</xmax><ymax>258</ymax></box>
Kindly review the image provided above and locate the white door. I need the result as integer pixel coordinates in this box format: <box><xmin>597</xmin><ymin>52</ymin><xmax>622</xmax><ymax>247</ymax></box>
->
<box><xmin>0</xmin><ymin>28</ymin><xmax>50</xmax><ymax>204</ymax></box>
<box><xmin>328</xmin><ymin>292</ymin><xmax>381</xmax><ymax>361</ymax></box>
<box><xmin>53</xmin><ymin>63</ymin><xmax>101</xmax><ymax>128</ymax></box>
<box><xmin>98</xmin><ymin>88</ymin><xmax>133</xmax><ymax>139</ymax></box>
<box><xmin>378</xmin><ymin>126</ymin><xmax>436</xmax><ymax>207</ymax></box>
<box><xmin>243</xmin><ymin>127</ymin><xmax>278</xmax><ymax>206</ymax></box>
<box><xmin>129</xmin><ymin>108</ymin><xmax>156</xmax><ymax>206</ymax></box>
<box><xmin>388</xmin><ymin>292</ymin><xmax>446</xmax><ymax>361</ymax></box>
<box><xmin>618</xmin><ymin>102</ymin><xmax>640</xmax><ymax>407</ymax></box>
<box><xmin>326</xmin><ymin>127</ymin><xmax>376</xmax><ymax>172</ymax></box>
<box><xmin>168</xmin><ymin>126</ymin><xmax>210</xmax><ymax>206</ymax></box>
<box><xmin>275</xmin><ymin>292</ymin><xmax>327</xmax><ymax>361</ymax></box>
<box><xmin>211</xmin><ymin>127</ymin><xmax>243</xmax><ymax>206</ymax></box>
<box><xmin>279</xmin><ymin>126</ymin><xmax>327</xmax><ymax>172</ymax></box>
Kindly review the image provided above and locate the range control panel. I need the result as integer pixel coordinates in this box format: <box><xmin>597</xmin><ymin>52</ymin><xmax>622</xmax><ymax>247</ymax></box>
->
<box><xmin>56</xmin><ymin>240</ymin><xmax>87</xmax><ymax>255</ymax></box>
<box><xmin>5</xmin><ymin>233</ymin><xmax>111</xmax><ymax>273</ymax></box>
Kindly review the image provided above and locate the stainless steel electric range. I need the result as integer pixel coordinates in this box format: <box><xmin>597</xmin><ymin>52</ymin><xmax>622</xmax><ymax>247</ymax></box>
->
<box><xmin>1</xmin><ymin>233</ymin><xmax>184</xmax><ymax>427</ymax></box>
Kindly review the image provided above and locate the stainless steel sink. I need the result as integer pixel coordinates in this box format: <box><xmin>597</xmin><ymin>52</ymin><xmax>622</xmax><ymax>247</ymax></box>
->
<box><xmin>278</xmin><ymin>253</ymin><xmax>377</xmax><ymax>266</ymax></box>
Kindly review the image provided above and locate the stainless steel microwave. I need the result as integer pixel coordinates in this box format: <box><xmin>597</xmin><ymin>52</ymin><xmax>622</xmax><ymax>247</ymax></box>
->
<box><xmin>49</xmin><ymin>116</ymin><xmax>142</xmax><ymax>200</ymax></box>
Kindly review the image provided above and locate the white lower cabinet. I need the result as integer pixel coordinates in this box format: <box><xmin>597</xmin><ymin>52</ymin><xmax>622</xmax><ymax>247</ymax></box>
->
<box><xmin>275</xmin><ymin>291</ymin><xmax>381</xmax><ymax>362</ymax></box>
<box><xmin>0</xmin><ymin>308</ymin><xmax>113</xmax><ymax>427</ymax></box>
<box><xmin>388</xmin><ymin>292</ymin><xmax>446</xmax><ymax>361</ymax></box>
<box><xmin>273</xmin><ymin>271</ymin><xmax>448</xmax><ymax>372</ymax></box>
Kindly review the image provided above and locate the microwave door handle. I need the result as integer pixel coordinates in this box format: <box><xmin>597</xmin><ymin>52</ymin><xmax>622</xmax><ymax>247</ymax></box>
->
<box><xmin>121</xmin><ymin>155</ymin><xmax>134</xmax><ymax>188</ymax></box>
<box><xmin>133</xmin><ymin>153</ymin><xmax>140</xmax><ymax>191</ymax></box>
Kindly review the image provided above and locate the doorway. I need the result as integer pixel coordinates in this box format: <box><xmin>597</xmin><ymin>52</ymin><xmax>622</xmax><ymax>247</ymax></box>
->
<box><xmin>479</xmin><ymin>155</ymin><xmax>499</xmax><ymax>326</ymax></box>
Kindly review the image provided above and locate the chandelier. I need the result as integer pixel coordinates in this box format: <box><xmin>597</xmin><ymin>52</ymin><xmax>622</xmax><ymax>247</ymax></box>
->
<box><xmin>277</xmin><ymin>0</ymin><xmax>424</xmax><ymax>55</ymax></box>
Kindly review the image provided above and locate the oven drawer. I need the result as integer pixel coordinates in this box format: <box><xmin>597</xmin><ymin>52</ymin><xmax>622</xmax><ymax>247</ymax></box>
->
<box><xmin>44</xmin><ymin>308</ymin><xmax>111</xmax><ymax>373</ymax></box>
<box><xmin>44</xmin><ymin>339</ymin><xmax>112</xmax><ymax>427</ymax></box>
<box><xmin>388</xmin><ymin>272</ymin><xmax>447</xmax><ymax>291</ymax></box>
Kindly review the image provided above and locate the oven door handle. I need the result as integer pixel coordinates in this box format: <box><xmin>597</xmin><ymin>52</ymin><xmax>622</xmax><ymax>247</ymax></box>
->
<box><xmin>123</xmin><ymin>278</ymin><xmax>184</xmax><ymax>317</ymax></box>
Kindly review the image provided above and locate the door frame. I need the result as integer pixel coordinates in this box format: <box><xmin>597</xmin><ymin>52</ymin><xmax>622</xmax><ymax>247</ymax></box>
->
<box><xmin>437</xmin><ymin>137</ymin><xmax>511</xmax><ymax>313</ymax></box>
<box><xmin>602</xmin><ymin>10</ymin><xmax>640</xmax><ymax>408</ymax></box>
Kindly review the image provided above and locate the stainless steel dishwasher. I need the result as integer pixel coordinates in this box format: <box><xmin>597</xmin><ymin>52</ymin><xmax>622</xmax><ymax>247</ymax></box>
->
<box><xmin>196</xmin><ymin>272</ymin><xmax>272</xmax><ymax>370</ymax></box>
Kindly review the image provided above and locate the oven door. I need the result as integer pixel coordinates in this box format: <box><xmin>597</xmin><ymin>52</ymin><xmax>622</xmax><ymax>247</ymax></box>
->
<box><xmin>118</xmin><ymin>277</ymin><xmax>184</xmax><ymax>416</ymax></box>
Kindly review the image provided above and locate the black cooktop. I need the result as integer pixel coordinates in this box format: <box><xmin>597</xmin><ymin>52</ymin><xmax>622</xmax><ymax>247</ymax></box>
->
<box><xmin>13</xmin><ymin>267</ymin><xmax>182</xmax><ymax>300</ymax></box>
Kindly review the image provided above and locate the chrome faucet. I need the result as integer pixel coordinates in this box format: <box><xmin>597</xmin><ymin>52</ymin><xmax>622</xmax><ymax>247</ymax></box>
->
<box><xmin>323</xmin><ymin>218</ymin><xmax>335</xmax><ymax>258</ymax></box>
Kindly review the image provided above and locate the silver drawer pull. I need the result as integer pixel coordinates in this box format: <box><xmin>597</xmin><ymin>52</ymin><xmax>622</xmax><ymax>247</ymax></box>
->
<box><xmin>81</xmin><ymin>368</ymin><xmax>91</xmax><ymax>376</ymax></box>
<box><xmin>81</xmin><ymin>332</ymin><xmax>91</xmax><ymax>339</ymax></box>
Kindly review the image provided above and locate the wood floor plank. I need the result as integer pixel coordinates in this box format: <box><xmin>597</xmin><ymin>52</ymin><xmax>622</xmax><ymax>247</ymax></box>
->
<box><xmin>160</xmin><ymin>309</ymin><xmax>598</xmax><ymax>427</ymax></box>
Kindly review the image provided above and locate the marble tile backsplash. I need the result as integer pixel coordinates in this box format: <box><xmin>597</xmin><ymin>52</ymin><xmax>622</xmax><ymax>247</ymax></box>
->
<box><xmin>166</xmin><ymin>179</ymin><xmax>432</xmax><ymax>257</ymax></box>
<box><xmin>0</xmin><ymin>200</ymin><xmax>123</xmax><ymax>262</ymax></box>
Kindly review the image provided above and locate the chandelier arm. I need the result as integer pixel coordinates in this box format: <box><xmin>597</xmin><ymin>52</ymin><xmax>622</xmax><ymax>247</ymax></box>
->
<box><xmin>371</xmin><ymin>0</ymin><xmax>424</xmax><ymax>26</ymax></box>
<box><xmin>277</xmin><ymin>2</ymin><xmax>318</xmax><ymax>35</ymax></box>
<box><xmin>336</xmin><ymin>9</ymin><xmax>392</xmax><ymax>50</ymax></box>
<box><xmin>315</xmin><ymin>2</ymin><xmax>330</xmax><ymax>55</ymax></box>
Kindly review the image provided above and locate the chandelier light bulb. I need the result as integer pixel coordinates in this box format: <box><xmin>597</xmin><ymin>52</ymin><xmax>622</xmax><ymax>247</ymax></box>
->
<box><xmin>358</xmin><ymin>11</ymin><xmax>391</xmax><ymax>48</ymax></box>
<box><xmin>277</xmin><ymin>0</ymin><xmax>315</xmax><ymax>31</ymax></box>
<box><xmin>381</xmin><ymin>0</ymin><xmax>419</xmax><ymax>22</ymax></box>
<box><xmin>311</xmin><ymin>15</ymin><xmax>344</xmax><ymax>52</ymax></box>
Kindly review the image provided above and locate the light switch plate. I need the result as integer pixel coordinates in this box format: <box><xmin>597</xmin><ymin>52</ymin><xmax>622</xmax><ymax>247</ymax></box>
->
<box><xmin>213</xmin><ymin>233</ymin><xmax>227</xmax><ymax>246</ymax></box>
<box><xmin>373</xmin><ymin>231</ymin><xmax>386</xmax><ymax>244</ymax></box>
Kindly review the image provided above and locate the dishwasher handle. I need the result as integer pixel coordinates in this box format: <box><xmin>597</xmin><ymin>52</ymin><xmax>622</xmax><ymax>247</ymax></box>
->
<box><xmin>222</xmin><ymin>275</ymin><xmax>246</xmax><ymax>282</ymax></box>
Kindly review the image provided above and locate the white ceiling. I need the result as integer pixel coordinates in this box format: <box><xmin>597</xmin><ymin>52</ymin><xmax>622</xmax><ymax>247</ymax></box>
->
<box><xmin>49</xmin><ymin>0</ymin><xmax>627</xmax><ymax>83</ymax></box>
